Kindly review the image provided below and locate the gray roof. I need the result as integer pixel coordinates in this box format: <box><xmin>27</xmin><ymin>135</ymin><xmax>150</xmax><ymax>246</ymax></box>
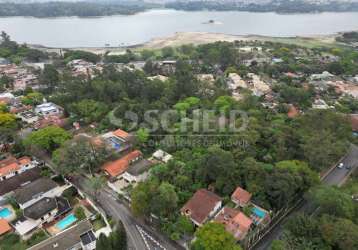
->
<box><xmin>14</xmin><ymin>178</ymin><xmax>58</xmax><ymax>205</ymax></box>
<box><xmin>0</xmin><ymin>167</ymin><xmax>41</xmax><ymax>196</ymax></box>
<box><xmin>24</xmin><ymin>197</ymin><xmax>57</xmax><ymax>220</ymax></box>
<box><xmin>127</xmin><ymin>159</ymin><xmax>153</xmax><ymax>176</ymax></box>
<box><xmin>28</xmin><ymin>220</ymin><xmax>93</xmax><ymax>250</ymax></box>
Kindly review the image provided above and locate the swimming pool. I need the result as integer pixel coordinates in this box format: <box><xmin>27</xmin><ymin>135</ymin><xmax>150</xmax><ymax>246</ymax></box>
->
<box><xmin>252</xmin><ymin>207</ymin><xmax>266</xmax><ymax>219</ymax></box>
<box><xmin>0</xmin><ymin>208</ymin><xmax>12</xmax><ymax>218</ymax></box>
<box><xmin>55</xmin><ymin>214</ymin><xmax>77</xmax><ymax>230</ymax></box>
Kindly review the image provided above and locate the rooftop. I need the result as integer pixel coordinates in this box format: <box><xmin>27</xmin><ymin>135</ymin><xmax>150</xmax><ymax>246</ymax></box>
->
<box><xmin>126</xmin><ymin>158</ymin><xmax>153</xmax><ymax>176</ymax></box>
<box><xmin>231</xmin><ymin>186</ymin><xmax>252</xmax><ymax>205</ymax></box>
<box><xmin>102</xmin><ymin>150</ymin><xmax>142</xmax><ymax>177</ymax></box>
<box><xmin>14</xmin><ymin>178</ymin><xmax>58</xmax><ymax>205</ymax></box>
<box><xmin>0</xmin><ymin>167</ymin><xmax>41</xmax><ymax>196</ymax></box>
<box><xmin>181</xmin><ymin>189</ymin><xmax>222</xmax><ymax>225</ymax></box>
<box><xmin>28</xmin><ymin>220</ymin><xmax>93</xmax><ymax>250</ymax></box>
<box><xmin>0</xmin><ymin>219</ymin><xmax>11</xmax><ymax>236</ymax></box>
<box><xmin>24</xmin><ymin>197</ymin><xmax>57</xmax><ymax>220</ymax></box>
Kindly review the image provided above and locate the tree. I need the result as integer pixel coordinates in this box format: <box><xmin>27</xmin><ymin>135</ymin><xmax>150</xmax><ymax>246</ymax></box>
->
<box><xmin>74</xmin><ymin>206</ymin><xmax>86</xmax><ymax>220</ymax></box>
<box><xmin>151</xmin><ymin>182</ymin><xmax>178</xmax><ymax>217</ymax></box>
<box><xmin>96</xmin><ymin>222</ymin><xmax>127</xmax><ymax>250</ymax></box>
<box><xmin>131</xmin><ymin>181</ymin><xmax>154</xmax><ymax>217</ymax></box>
<box><xmin>191</xmin><ymin>222</ymin><xmax>242</xmax><ymax>250</ymax></box>
<box><xmin>21</xmin><ymin>92</ymin><xmax>44</xmax><ymax>105</ymax></box>
<box><xmin>0</xmin><ymin>113</ymin><xmax>17</xmax><ymax>129</ymax></box>
<box><xmin>136</xmin><ymin>128</ymin><xmax>149</xmax><ymax>144</ymax></box>
<box><xmin>53</xmin><ymin>136</ymin><xmax>112</xmax><ymax>175</ymax></box>
<box><xmin>85</xmin><ymin>176</ymin><xmax>106</xmax><ymax>201</ymax></box>
<box><xmin>308</xmin><ymin>186</ymin><xmax>355</xmax><ymax>220</ymax></box>
<box><xmin>23</xmin><ymin>126</ymin><xmax>71</xmax><ymax>152</ymax></box>
<box><xmin>71</xmin><ymin>99</ymin><xmax>109</xmax><ymax>124</ymax></box>
<box><xmin>40</xmin><ymin>64</ymin><xmax>59</xmax><ymax>90</ymax></box>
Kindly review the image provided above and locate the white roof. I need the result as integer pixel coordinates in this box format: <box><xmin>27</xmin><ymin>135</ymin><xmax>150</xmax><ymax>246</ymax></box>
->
<box><xmin>0</xmin><ymin>92</ymin><xmax>15</xmax><ymax>99</ymax></box>
<box><xmin>14</xmin><ymin>219</ymin><xmax>40</xmax><ymax>236</ymax></box>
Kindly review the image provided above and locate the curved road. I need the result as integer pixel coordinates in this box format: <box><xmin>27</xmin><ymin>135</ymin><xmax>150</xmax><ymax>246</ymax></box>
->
<box><xmin>253</xmin><ymin>144</ymin><xmax>358</xmax><ymax>250</ymax></box>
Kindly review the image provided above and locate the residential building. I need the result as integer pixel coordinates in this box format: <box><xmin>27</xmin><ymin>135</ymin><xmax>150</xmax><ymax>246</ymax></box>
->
<box><xmin>13</xmin><ymin>197</ymin><xmax>71</xmax><ymax>238</ymax></box>
<box><xmin>350</xmin><ymin>114</ymin><xmax>358</xmax><ymax>136</ymax></box>
<box><xmin>35</xmin><ymin>102</ymin><xmax>63</xmax><ymax>117</ymax></box>
<box><xmin>310</xmin><ymin>71</ymin><xmax>334</xmax><ymax>81</ymax></box>
<box><xmin>180</xmin><ymin>189</ymin><xmax>222</xmax><ymax>227</ymax></box>
<box><xmin>14</xmin><ymin>178</ymin><xmax>60</xmax><ymax>209</ymax></box>
<box><xmin>0</xmin><ymin>219</ymin><xmax>11</xmax><ymax>236</ymax></box>
<box><xmin>16</xmin><ymin>111</ymin><xmax>40</xmax><ymax>124</ymax></box>
<box><xmin>102</xmin><ymin>150</ymin><xmax>143</xmax><ymax>178</ymax></box>
<box><xmin>120</xmin><ymin>158</ymin><xmax>153</xmax><ymax>184</ymax></box>
<box><xmin>214</xmin><ymin>207</ymin><xmax>253</xmax><ymax>241</ymax></box>
<box><xmin>0</xmin><ymin>155</ymin><xmax>38</xmax><ymax>182</ymax></box>
<box><xmin>28</xmin><ymin>220</ymin><xmax>96</xmax><ymax>250</ymax></box>
<box><xmin>312</xmin><ymin>98</ymin><xmax>331</xmax><ymax>109</ymax></box>
<box><xmin>0</xmin><ymin>167</ymin><xmax>41</xmax><ymax>202</ymax></box>
<box><xmin>152</xmin><ymin>149</ymin><xmax>173</xmax><ymax>163</ymax></box>
<box><xmin>231</xmin><ymin>186</ymin><xmax>252</xmax><ymax>207</ymax></box>
<box><xmin>101</xmin><ymin>128</ymin><xmax>132</xmax><ymax>152</ymax></box>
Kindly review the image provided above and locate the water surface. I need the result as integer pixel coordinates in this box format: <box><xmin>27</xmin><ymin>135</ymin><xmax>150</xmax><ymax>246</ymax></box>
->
<box><xmin>0</xmin><ymin>9</ymin><xmax>358</xmax><ymax>47</ymax></box>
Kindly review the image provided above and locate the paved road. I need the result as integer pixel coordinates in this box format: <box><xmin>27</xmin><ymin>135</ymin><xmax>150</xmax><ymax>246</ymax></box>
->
<box><xmin>253</xmin><ymin>144</ymin><xmax>358</xmax><ymax>250</ymax></box>
<box><xmin>71</xmin><ymin>175</ymin><xmax>181</xmax><ymax>250</ymax></box>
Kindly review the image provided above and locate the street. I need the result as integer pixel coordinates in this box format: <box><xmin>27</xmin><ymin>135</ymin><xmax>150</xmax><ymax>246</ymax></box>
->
<box><xmin>71</xmin><ymin>175</ymin><xmax>182</xmax><ymax>250</ymax></box>
<box><xmin>253</xmin><ymin>144</ymin><xmax>358</xmax><ymax>250</ymax></box>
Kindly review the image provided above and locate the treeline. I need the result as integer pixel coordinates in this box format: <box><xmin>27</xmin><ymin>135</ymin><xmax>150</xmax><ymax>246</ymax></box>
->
<box><xmin>166</xmin><ymin>1</ymin><xmax>358</xmax><ymax>13</ymax></box>
<box><xmin>0</xmin><ymin>2</ymin><xmax>152</xmax><ymax>18</ymax></box>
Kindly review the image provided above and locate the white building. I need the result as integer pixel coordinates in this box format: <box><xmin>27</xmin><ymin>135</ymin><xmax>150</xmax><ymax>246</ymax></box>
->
<box><xmin>35</xmin><ymin>102</ymin><xmax>63</xmax><ymax>117</ymax></box>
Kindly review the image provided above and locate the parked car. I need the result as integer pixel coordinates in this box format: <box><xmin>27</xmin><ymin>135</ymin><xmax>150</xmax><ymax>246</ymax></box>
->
<box><xmin>337</xmin><ymin>163</ymin><xmax>344</xmax><ymax>169</ymax></box>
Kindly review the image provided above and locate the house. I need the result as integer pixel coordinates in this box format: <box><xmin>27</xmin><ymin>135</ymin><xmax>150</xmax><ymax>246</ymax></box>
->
<box><xmin>102</xmin><ymin>150</ymin><xmax>142</xmax><ymax>178</ymax></box>
<box><xmin>16</xmin><ymin>111</ymin><xmax>40</xmax><ymax>124</ymax></box>
<box><xmin>0</xmin><ymin>155</ymin><xmax>38</xmax><ymax>182</ymax></box>
<box><xmin>101</xmin><ymin>128</ymin><xmax>132</xmax><ymax>152</ymax></box>
<box><xmin>214</xmin><ymin>207</ymin><xmax>252</xmax><ymax>241</ymax></box>
<box><xmin>227</xmin><ymin>73</ymin><xmax>248</xmax><ymax>90</ymax></box>
<box><xmin>35</xmin><ymin>102</ymin><xmax>63</xmax><ymax>117</ymax></box>
<box><xmin>28</xmin><ymin>220</ymin><xmax>96</xmax><ymax>250</ymax></box>
<box><xmin>231</xmin><ymin>187</ymin><xmax>252</xmax><ymax>207</ymax></box>
<box><xmin>34</xmin><ymin>116</ymin><xmax>67</xmax><ymax>130</ymax></box>
<box><xmin>310</xmin><ymin>71</ymin><xmax>334</xmax><ymax>81</ymax></box>
<box><xmin>0</xmin><ymin>167</ymin><xmax>41</xmax><ymax>202</ymax></box>
<box><xmin>13</xmin><ymin>197</ymin><xmax>70</xmax><ymax>238</ymax></box>
<box><xmin>0</xmin><ymin>92</ymin><xmax>15</xmax><ymax>105</ymax></box>
<box><xmin>120</xmin><ymin>158</ymin><xmax>153</xmax><ymax>184</ymax></box>
<box><xmin>152</xmin><ymin>149</ymin><xmax>173</xmax><ymax>163</ymax></box>
<box><xmin>14</xmin><ymin>178</ymin><xmax>60</xmax><ymax>209</ymax></box>
<box><xmin>312</xmin><ymin>98</ymin><xmax>331</xmax><ymax>109</ymax></box>
<box><xmin>180</xmin><ymin>189</ymin><xmax>222</xmax><ymax>227</ymax></box>
<box><xmin>287</xmin><ymin>105</ymin><xmax>299</xmax><ymax>118</ymax></box>
<box><xmin>0</xmin><ymin>219</ymin><xmax>11</xmax><ymax>236</ymax></box>
<box><xmin>246</xmin><ymin>73</ymin><xmax>271</xmax><ymax>97</ymax></box>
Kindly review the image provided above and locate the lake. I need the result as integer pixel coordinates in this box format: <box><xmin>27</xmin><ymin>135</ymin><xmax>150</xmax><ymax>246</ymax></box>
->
<box><xmin>1</xmin><ymin>9</ymin><xmax>358</xmax><ymax>47</ymax></box>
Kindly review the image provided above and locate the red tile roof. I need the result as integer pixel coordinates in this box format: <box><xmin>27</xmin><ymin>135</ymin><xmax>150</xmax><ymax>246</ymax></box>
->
<box><xmin>181</xmin><ymin>189</ymin><xmax>222</xmax><ymax>225</ymax></box>
<box><xmin>102</xmin><ymin>150</ymin><xmax>142</xmax><ymax>177</ymax></box>
<box><xmin>0</xmin><ymin>219</ymin><xmax>11</xmax><ymax>235</ymax></box>
<box><xmin>350</xmin><ymin>114</ymin><xmax>358</xmax><ymax>132</ymax></box>
<box><xmin>287</xmin><ymin>105</ymin><xmax>299</xmax><ymax>118</ymax></box>
<box><xmin>113</xmin><ymin>129</ymin><xmax>130</xmax><ymax>139</ymax></box>
<box><xmin>0</xmin><ymin>156</ymin><xmax>31</xmax><ymax>177</ymax></box>
<box><xmin>231</xmin><ymin>187</ymin><xmax>252</xmax><ymax>205</ymax></box>
<box><xmin>215</xmin><ymin>207</ymin><xmax>252</xmax><ymax>240</ymax></box>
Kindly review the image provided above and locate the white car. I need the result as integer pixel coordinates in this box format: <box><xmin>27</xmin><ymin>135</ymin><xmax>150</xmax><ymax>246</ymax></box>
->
<box><xmin>337</xmin><ymin>163</ymin><xmax>344</xmax><ymax>169</ymax></box>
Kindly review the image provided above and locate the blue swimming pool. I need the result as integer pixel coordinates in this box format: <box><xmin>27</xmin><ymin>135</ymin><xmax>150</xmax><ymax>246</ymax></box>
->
<box><xmin>55</xmin><ymin>214</ymin><xmax>77</xmax><ymax>230</ymax></box>
<box><xmin>0</xmin><ymin>208</ymin><xmax>12</xmax><ymax>218</ymax></box>
<box><xmin>252</xmin><ymin>207</ymin><xmax>266</xmax><ymax>219</ymax></box>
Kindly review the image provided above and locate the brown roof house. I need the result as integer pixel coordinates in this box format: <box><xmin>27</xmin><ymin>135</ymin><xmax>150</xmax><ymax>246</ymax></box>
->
<box><xmin>180</xmin><ymin>189</ymin><xmax>222</xmax><ymax>227</ymax></box>
<box><xmin>214</xmin><ymin>207</ymin><xmax>253</xmax><ymax>241</ymax></box>
<box><xmin>231</xmin><ymin>186</ymin><xmax>252</xmax><ymax>207</ymax></box>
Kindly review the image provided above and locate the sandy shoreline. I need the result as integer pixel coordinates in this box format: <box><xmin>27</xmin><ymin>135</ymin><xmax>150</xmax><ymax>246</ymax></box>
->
<box><xmin>33</xmin><ymin>31</ymin><xmax>343</xmax><ymax>54</ymax></box>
